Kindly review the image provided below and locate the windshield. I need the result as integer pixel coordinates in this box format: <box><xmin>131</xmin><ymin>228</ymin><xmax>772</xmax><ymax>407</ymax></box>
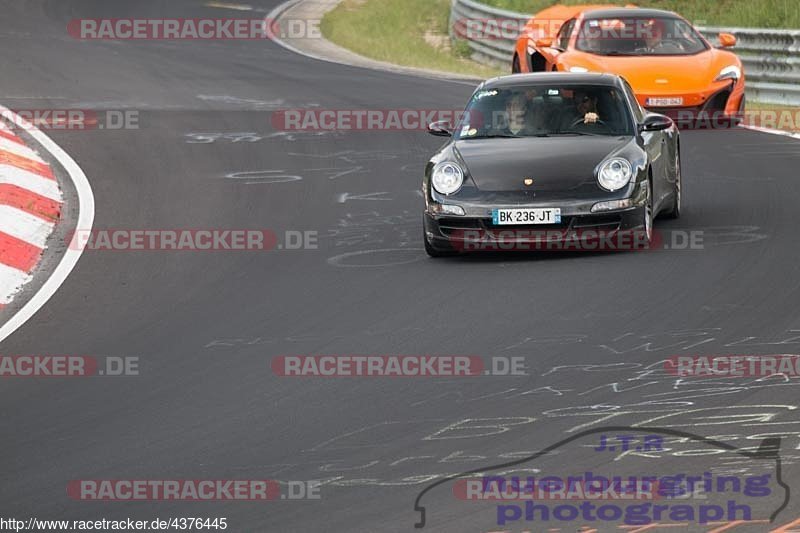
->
<box><xmin>455</xmin><ymin>85</ymin><xmax>634</xmax><ymax>139</ymax></box>
<box><xmin>576</xmin><ymin>16</ymin><xmax>709</xmax><ymax>56</ymax></box>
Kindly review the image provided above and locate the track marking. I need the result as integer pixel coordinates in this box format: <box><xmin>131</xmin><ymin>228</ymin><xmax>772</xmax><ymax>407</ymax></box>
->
<box><xmin>0</xmin><ymin>164</ymin><xmax>62</xmax><ymax>201</ymax></box>
<box><xmin>205</xmin><ymin>1</ymin><xmax>253</xmax><ymax>10</ymax></box>
<box><xmin>0</xmin><ymin>136</ymin><xmax>45</xmax><ymax>162</ymax></box>
<box><xmin>0</xmin><ymin>184</ymin><xmax>61</xmax><ymax>220</ymax></box>
<box><xmin>0</xmin><ymin>263</ymin><xmax>31</xmax><ymax>305</ymax></box>
<box><xmin>0</xmin><ymin>104</ymin><xmax>95</xmax><ymax>343</ymax></box>
<box><xmin>739</xmin><ymin>124</ymin><xmax>800</xmax><ymax>141</ymax></box>
<box><xmin>0</xmin><ymin>205</ymin><xmax>54</xmax><ymax>248</ymax></box>
<box><xmin>0</xmin><ymin>232</ymin><xmax>42</xmax><ymax>272</ymax></box>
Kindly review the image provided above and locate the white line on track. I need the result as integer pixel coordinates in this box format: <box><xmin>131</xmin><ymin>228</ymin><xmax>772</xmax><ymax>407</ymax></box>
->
<box><xmin>739</xmin><ymin>124</ymin><xmax>800</xmax><ymax>141</ymax></box>
<box><xmin>205</xmin><ymin>1</ymin><xmax>253</xmax><ymax>10</ymax></box>
<box><xmin>0</xmin><ymin>104</ymin><xmax>95</xmax><ymax>343</ymax></box>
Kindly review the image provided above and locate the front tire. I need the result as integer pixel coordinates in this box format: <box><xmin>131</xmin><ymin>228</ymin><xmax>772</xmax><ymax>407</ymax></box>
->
<box><xmin>663</xmin><ymin>151</ymin><xmax>682</xmax><ymax>219</ymax></box>
<box><xmin>512</xmin><ymin>55</ymin><xmax>521</xmax><ymax>74</ymax></box>
<box><xmin>642</xmin><ymin>179</ymin><xmax>654</xmax><ymax>245</ymax></box>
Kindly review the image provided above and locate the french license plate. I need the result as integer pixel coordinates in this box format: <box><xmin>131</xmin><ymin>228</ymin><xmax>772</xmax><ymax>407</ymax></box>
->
<box><xmin>492</xmin><ymin>208</ymin><xmax>561</xmax><ymax>225</ymax></box>
<box><xmin>647</xmin><ymin>97</ymin><xmax>684</xmax><ymax>107</ymax></box>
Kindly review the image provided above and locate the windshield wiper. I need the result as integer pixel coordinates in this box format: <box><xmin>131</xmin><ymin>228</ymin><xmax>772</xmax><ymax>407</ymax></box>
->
<box><xmin>472</xmin><ymin>133</ymin><xmax>522</xmax><ymax>139</ymax></box>
<box><xmin>555</xmin><ymin>130</ymin><xmax>602</xmax><ymax>137</ymax></box>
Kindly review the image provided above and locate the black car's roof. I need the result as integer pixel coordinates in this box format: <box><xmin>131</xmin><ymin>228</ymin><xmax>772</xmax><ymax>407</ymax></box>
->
<box><xmin>582</xmin><ymin>8</ymin><xmax>681</xmax><ymax>20</ymax></box>
<box><xmin>481</xmin><ymin>72</ymin><xmax>623</xmax><ymax>90</ymax></box>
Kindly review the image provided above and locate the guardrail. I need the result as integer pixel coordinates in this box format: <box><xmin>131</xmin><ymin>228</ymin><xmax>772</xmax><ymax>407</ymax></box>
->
<box><xmin>450</xmin><ymin>0</ymin><xmax>800</xmax><ymax>105</ymax></box>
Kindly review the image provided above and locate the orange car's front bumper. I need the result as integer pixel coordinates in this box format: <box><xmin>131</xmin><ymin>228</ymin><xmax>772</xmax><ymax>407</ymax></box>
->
<box><xmin>636</xmin><ymin>79</ymin><xmax>746</xmax><ymax>119</ymax></box>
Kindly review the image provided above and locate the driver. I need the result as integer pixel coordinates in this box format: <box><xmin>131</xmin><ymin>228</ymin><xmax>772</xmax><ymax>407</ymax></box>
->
<box><xmin>642</xmin><ymin>20</ymin><xmax>663</xmax><ymax>50</ymax></box>
<box><xmin>561</xmin><ymin>89</ymin><xmax>600</xmax><ymax>128</ymax></box>
<box><xmin>638</xmin><ymin>19</ymin><xmax>683</xmax><ymax>53</ymax></box>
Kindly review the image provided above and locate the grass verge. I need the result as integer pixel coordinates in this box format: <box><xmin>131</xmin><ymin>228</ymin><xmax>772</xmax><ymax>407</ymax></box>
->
<box><xmin>321</xmin><ymin>0</ymin><xmax>504</xmax><ymax>79</ymax></box>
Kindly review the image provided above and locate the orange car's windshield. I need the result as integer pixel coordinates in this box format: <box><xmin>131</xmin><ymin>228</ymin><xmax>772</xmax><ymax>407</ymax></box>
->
<box><xmin>576</xmin><ymin>16</ymin><xmax>709</xmax><ymax>56</ymax></box>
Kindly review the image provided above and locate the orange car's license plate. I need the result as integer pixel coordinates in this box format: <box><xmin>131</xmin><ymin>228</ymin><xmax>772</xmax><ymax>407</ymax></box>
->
<box><xmin>647</xmin><ymin>97</ymin><xmax>684</xmax><ymax>107</ymax></box>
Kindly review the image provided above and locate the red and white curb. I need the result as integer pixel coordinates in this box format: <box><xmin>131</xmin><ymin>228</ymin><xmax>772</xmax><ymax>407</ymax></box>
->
<box><xmin>0</xmin><ymin>117</ymin><xmax>62</xmax><ymax>305</ymax></box>
<box><xmin>0</xmin><ymin>105</ymin><xmax>94</xmax><ymax>343</ymax></box>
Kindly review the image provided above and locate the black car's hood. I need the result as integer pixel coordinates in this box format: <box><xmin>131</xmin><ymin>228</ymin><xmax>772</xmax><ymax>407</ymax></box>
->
<box><xmin>454</xmin><ymin>136</ymin><xmax>631</xmax><ymax>192</ymax></box>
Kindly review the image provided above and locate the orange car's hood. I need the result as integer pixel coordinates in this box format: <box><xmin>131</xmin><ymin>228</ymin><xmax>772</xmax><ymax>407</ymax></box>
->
<box><xmin>574</xmin><ymin>51</ymin><xmax>719</xmax><ymax>94</ymax></box>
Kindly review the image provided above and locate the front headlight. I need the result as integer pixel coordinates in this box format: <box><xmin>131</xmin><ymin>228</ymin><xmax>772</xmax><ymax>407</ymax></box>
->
<box><xmin>597</xmin><ymin>158</ymin><xmax>633</xmax><ymax>191</ymax></box>
<box><xmin>569</xmin><ymin>66</ymin><xmax>589</xmax><ymax>73</ymax></box>
<box><xmin>431</xmin><ymin>162</ymin><xmax>464</xmax><ymax>195</ymax></box>
<box><xmin>714</xmin><ymin>65</ymin><xmax>741</xmax><ymax>82</ymax></box>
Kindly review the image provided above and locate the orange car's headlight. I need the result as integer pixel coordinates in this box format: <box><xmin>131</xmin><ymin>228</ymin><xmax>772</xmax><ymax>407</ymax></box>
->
<box><xmin>714</xmin><ymin>65</ymin><xmax>742</xmax><ymax>82</ymax></box>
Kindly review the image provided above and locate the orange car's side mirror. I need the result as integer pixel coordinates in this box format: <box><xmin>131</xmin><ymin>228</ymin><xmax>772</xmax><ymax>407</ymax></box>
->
<box><xmin>535</xmin><ymin>37</ymin><xmax>553</xmax><ymax>48</ymax></box>
<box><xmin>718</xmin><ymin>32</ymin><xmax>737</xmax><ymax>47</ymax></box>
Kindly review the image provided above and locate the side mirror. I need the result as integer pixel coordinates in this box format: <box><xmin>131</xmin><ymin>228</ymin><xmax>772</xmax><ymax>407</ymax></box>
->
<box><xmin>641</xmin><ymin>114</ymin><xmax>673</xmax><ymax>132</ymax></box>
<box><xmin>427</xmin><ymin>120</ymin><xmax>453</xmax><ymax>137</ymax></box>
<box><xmin>535</xmin><ymin>37</ymin><xmax>553</xmax><ymax>48</ymax></box>
<box><xmin>718</xmin><ymin>32</ymin><xmax>737</xmax><ymax>48</ymax></box>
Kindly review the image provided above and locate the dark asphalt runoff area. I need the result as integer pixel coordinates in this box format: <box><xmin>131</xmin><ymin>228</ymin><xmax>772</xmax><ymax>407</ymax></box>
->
<box><xmin>1</xmin><ymin>1</ymin><xmax>800</xmax><ymax>532</ymax></box>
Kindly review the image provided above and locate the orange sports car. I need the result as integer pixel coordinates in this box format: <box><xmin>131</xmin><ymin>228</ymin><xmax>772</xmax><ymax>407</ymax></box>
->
<box><xmin>512</xmin><ymin>5</ymin><xmax>745</xmax><ymax>120</ymax></box>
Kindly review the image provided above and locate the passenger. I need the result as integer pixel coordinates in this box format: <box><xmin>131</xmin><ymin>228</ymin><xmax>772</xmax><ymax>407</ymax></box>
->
<box><xmin>499</xmin><ymin>92</ymin><xmax>549</xmax><ymax>136</ymax></box>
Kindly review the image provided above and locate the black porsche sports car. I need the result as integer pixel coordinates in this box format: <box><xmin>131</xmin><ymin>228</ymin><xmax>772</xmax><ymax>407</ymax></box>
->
<box><xmin>423</xmin><ymin>72</ymin><xmax>681</xmax><ymax>257</ymax></box>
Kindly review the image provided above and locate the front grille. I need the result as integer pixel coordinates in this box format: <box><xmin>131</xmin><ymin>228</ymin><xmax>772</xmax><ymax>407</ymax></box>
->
<box><xmin>572</xmin><ymin>214</ymin><xmax>622</xmax><ymax>230</ymax></box>
<box><xmin>439</xmin><ymin>214</ymin><xmax>622</xmax><ymax>238</ymax></box>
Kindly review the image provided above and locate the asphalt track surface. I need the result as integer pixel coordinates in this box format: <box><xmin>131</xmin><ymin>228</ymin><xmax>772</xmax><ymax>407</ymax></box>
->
<box><xmin>2</xmin><ymin>1</ymin><xmax>800</xmax><ymax>532</ymax></box>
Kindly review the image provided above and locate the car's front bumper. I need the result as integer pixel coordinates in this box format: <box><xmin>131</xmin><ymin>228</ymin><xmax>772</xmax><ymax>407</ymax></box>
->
<box><xmin>424</xmin><ymin>204</ymin><xmax>648</xmax><ymax>252</ymax></box>
<box><xmin>638</xmin><ymin>80</ymin><xmax>745</xmax><ymax>123</ymax></box>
